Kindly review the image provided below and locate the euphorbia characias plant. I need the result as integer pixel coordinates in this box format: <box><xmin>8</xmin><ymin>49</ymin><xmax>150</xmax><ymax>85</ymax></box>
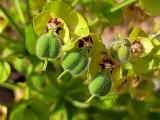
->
<box><xmin>1</xmin><ymin>0</ymin><xmax>160</xmax><ymax>119</ymax></box>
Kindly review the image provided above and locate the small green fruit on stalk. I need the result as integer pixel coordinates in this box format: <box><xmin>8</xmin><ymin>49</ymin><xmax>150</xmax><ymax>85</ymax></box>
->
<box><xmin>85</xmin><ymin>72</ymin><xmax>112</xmax><ymax>104</ymax></box>
<box><xmin>58</xmin><ymin>49</ymin><xmax>89</xmax><ymax>81</ymax></box>
<box><xmin>36</xmin><ymin>31</ymin><xmax>62</xmax><ymax>71</ymax></box>
<box><xmin>110</xmin><ymin>39</ymin><xmax>131</xmax><ymax>64</ymax></box>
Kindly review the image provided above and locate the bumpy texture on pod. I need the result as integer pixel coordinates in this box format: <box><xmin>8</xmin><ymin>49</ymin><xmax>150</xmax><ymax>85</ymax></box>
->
<box><xmin>110</xmin><ymin>41</ymin><xmax>121</xmax><ymax>59</ymax></box>
<box><xmin>117</xmin><ymin>47</ymin><xmax>130</xmax><ymax>63</ymax></box>
<box><xmin>88</xmin><ymin>72</ymin><xmax>112</xmax><ymax>96</ymax></box>
<box><xmin>36</xmin><ymin>34</ymin><xmax>61</xmax><ymax>60</ymax></box>
<box><xmin>62</xmin><ymin>49</ymin><xmax>89</xmax><ymax>75</ymax></box>
<box><xmin>110</xmin><ymin>39</ymin><xmax>130</xmax><ymax>64</ymax></box>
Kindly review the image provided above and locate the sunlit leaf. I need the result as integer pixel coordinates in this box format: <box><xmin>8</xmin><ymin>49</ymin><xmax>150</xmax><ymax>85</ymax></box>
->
<box><xmin>0</xmin><ymin>61</ymin><xmax>11</xmax><ymax>84</ymax></box>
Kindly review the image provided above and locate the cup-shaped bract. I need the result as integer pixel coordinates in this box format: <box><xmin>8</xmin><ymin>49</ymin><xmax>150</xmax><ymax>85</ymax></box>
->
<box><xmin>130</xmin><ymin>37</ymin><xmax>153</xmax><ymax>58</ymax></box>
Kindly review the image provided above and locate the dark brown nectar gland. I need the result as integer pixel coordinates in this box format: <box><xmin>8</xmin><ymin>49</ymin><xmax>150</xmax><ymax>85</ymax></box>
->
<box><xmin>130</xmin><ymin>41</ymin><xmax>143</xmax><ymax>56</ymax></box>
<box><xmin>45</xmin><ymin>18</ymin><xmax>63</xmax><ymax>34</ymax></box>
<box><xmin>78</xmin><ymin>35</ymin><xmax>93</xmax><ymax>51</ymax></box>
<box><xmin>99</xmin><ymin>52</ymin><xmax>120</xmax><ymax>73</ymax></box>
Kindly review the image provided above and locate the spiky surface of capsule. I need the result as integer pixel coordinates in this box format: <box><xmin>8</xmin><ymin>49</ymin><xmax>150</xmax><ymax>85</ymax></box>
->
<box><xmin>110</xmin><ymin>39</ymin><xmax>130</xmax><ymax>64</ymax></box>
<box><xmin>88</xmin><ymin>72</ymin><xmax>112</xmax><ymax>96</ymax></box>
<box><xmin>36</xmin><ymin>34</ymin><xmax>61</xmax><ymax>60</ymax></box>
<box><xmin>62</xmin><ymin>50</ymin><xmax>89</xmax><ymax>75</ymax></box>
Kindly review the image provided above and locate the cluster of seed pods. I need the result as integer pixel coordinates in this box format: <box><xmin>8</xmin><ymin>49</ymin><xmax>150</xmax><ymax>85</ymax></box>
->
<box><xmin>34</xmin><ymin>2</ymin><xmax>157</xmax><ymax>103</ymax></box>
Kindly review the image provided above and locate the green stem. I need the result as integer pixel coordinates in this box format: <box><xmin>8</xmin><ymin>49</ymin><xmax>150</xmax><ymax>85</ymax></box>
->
<box><xmin>25</xmin><ymin>0</ymin><xmax>32</xmax><ymax>24</ymax></box>
<box><xmin>48</xmin><ymin>28</ymin><xmax>54</xmax><ymax>35</ymax></box>
<box><xmin>65</xmin><ymin>96</ymin><xmax>89</xmax><ymax>108</ymax></box>
<box><xmin>88</xmin><ymin>18</ymin><xmax>99</xmax><ymax>27</ymax></box>
<box><xmin>57</xmin><ymin>70</ymin><xmax>68</xmax><ymax>83</ymax></box>
<box><xmin>0</xmin><ymin>3</ymin><xmax>24</xmax><ymax>38</ymax></box>
<box><xmin>0</xmin><ymin>82</ymin><xmax>18</xmax><ymax>90</ymax></box>
<box><xmin>110</xmin><ymin>0</ymin><xmax>137</xmax><ymax>13</ymax></box>
<box><xmin>42</xmin><ymin>58</ymin><xmax>48</xmax><ymax>71</ymax></box>
<box><xmin>14</xmin><ymin>0</ymin><xmax>25</xmax><ymax>24</ymax></box>
<box><xmin>71</xmin><ymin>0</ymin><xmax>79</xmax><ymax>7</ymax></box>
<box><xmin>85</xmin><ymin>95</ymin><xmax>96</xmax><ymax>104</ymax></box>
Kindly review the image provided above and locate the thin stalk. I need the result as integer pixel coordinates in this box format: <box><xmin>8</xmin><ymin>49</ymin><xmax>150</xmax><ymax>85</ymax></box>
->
<box><xmin>65</xmin><ymin>96</ymin><xmax>89</xmax><ymax>108</ymax></box>
<box><xmin>88</xmin><ymin>18</ymin><xmax>99</xmax><ymax>27</ymax></box>
<box><xmin>110</xmin><ymin>0</ymin><xmax>137</xmax><ymax>13</ymax></box>
<box><xmin>0</xmin><ymin>4</ymin><xmax>24</xmax><ymax>38</ymax></box>
<box><xmin>14</xmin><ymin>0</ymin><xmax>25</xmax><ymax>24</ymax></box>
<box><xmin>57</xmin><ymin>70</ymin><xmax>68</xmax><ymax>83</ymax></box>
<box><xmin>85</xmin><ymin>95</ymin><xmax>96</xmax><ymax>104</ymax></box>
<box><xmin>71</xmin><ymin>0</ymin><xmax>79</xmax><ymax>7</ymax></box>
<box><xmin>42</xmin><ymin>58</ymin><xmax>48</xmax><ymax>71</ymax></box>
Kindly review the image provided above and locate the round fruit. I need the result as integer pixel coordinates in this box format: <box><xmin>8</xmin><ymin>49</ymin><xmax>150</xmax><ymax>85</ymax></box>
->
<box><xmin>62</xmin><ymin>49</ymin><xmax>89</xmax><ymax>75</ymax></box>
<box><xmin>36</xmin><ymin>34</ymin><xmax>61</xmax><ymax>60</ymax></box>
<box><xmin>118</xmin><ymin>47</ymin><xmax>130</xmax><ymax>64</ymax></box>
<box><xmin>110</xmin><ymin>39</ymin><xmax>130</xmax><ymax>64</ymax></box>
<box><xmin>88</xmin><ymin>72</ymin><xmax>112</xmax><ymax>96</ymax></box>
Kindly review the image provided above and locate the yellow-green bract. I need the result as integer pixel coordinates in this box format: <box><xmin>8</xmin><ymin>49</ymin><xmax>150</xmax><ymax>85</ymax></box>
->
<box><xmin>62</xmin><ymin>50</ymin><xmax>89</xmax><ymax>75</ymax></box>
<box><xmin>88</xmin><ymin>72</ymin><xmax>112</xmax><ymax>96</ymax></box>
<box><xmin>36</xmin><ymin>34</ymin><xmax>61</xmax><ymax>60</ymax></box>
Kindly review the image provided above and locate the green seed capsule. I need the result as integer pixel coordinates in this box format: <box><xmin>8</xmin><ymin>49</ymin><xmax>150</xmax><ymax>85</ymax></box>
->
<box><xmin>36</xmin><ymin>33</ymin><xmax>61</xmax><ymax>71</ymax></box>
<box><xmin>110</xmin><ymin>41</ymin><xmax>121</xmax><ymax>59</ymax></box>
<box><xmin>62</xmin><ymin>50</ymin><xmax>89</xmax><ymax>75</ymax></box>
<box><xmin>117</xmin><ymin>47</ymin><xmax>130</xmax><ymax>63</ymax></box>
<box><xmin>36</xmin><ymin>34</ymin><xmax>61</xmax><ymax>60</ymax></box>
<box><xmin>110</xmin><ymin>39</ymin><xmax>130</xmax><ymax>64</ymax></box>
<box><xmin>88</xmin><ymin>72</ymin><xmax>112</xmax><ymax>96</ymax></box>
